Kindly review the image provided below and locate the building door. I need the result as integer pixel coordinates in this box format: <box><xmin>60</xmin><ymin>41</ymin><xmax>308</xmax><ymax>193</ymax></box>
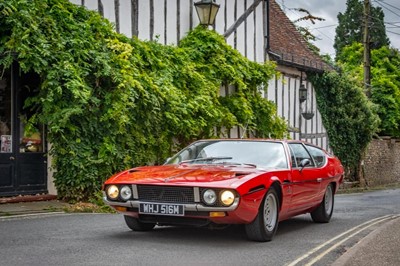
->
<box><xmin>0</xmin><ymin>63</ymin><xmax>47</xmax><ymax>197</ymax></box>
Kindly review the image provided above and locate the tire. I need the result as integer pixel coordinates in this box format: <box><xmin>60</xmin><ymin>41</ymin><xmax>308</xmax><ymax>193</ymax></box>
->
<box><xmin>311</xmin><ymin>184</ymin><xmax>334</xmax><ymax>223</ymax></box>
<box><xmin>245</xmin><ymin>187</ymin><xmax>280</xmax><ymax>242</ymax></box>
<box><xmin>124</xmin><ymin>215</ymin><xmax>156</xmax><ymax>231</ymax></box>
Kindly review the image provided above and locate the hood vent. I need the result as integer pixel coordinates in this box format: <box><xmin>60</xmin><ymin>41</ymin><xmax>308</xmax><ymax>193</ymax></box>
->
<box><xmin>235</xmin><ymin>172</ymin><xmax>251</xmax><ymax>177</ymax></box>
<box><xmin>128</xmin><ymin>169</ymin><xmax>140</xmax><ymax>173</ymax></box>
<box><xmin>248</xmin><ymin>185</ymin><xmax>266</xmax><ymax>194</ymax></box>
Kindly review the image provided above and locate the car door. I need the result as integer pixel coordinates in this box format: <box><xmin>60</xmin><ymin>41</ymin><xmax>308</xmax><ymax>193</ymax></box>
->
<box><xmin>288</xmin><ymin>143</ymin><xmax>322</xmax><ymax>212</ymax></box>
<box><xmin>305</xmin><ymin>144</ymin><xmax>330</xmax><ymax>200</ymax></box>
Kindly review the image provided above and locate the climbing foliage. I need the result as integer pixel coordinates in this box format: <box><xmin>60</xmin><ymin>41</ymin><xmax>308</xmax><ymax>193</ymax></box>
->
<box><xmin>308</xmin><ymin>71</ymin><xmax>379</xmax><ymax>181</ymax></box>
<box><xmin>0</xmin><ymin>0</ymin><xmax>286</xmax><ymax>201</ymax></box>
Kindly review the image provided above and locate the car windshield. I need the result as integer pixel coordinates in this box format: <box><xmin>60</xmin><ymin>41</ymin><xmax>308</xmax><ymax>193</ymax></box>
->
<box><xmin>166</xmin><ymin>140</ymin><xmax>288</xmax><ymax>169</ymax></box>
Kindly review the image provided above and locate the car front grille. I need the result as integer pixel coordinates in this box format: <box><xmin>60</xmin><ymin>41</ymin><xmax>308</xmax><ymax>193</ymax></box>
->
<box><xmin>137</xmin><ymin>185</ymin><xmax>195</xmax><ymax>204</ymax></box>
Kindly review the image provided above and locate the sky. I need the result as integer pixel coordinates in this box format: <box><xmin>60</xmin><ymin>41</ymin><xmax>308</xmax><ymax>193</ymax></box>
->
<box><xmin>277</xmin><ymin>0</ymin><xmax>400</xmax><ymax>58</ymax></box>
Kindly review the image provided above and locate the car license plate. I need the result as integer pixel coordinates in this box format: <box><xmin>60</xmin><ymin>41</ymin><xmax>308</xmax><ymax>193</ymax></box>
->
<box><xmin>139</xmin><ymin>202</ymin><xmax>184</xmax><ymax>216</ymax></box>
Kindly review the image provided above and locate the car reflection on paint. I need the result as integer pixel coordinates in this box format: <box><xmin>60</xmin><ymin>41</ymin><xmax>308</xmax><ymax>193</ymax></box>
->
<box><xmin>103</xmin><ymin>139</ymin><xmax>344</xmax><ymax>242</ymax></box>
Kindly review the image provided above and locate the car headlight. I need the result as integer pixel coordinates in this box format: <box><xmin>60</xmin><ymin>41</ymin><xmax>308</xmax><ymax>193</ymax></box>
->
<box><xmin>120</xmin><ymin>185</ymin><xmax>132</xmax><ymax>200</ymax></box>
<box><xmin>203</xmin><ymin>189</ymin><xmax>217</xmax><ymax>205</ymax></box>
<box><xmin>220</xmin><ymin>190</ymin><xmax>235</xmax><ymax>206</ymax></box>
<box><xmin>107</xmin><ymin>185</ymin><xmax>119</xmax><ymax>200</ymax></box>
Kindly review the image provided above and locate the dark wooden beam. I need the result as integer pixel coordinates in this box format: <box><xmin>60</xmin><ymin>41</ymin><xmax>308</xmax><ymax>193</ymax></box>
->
<box><xmin>223</xmin><ymin>0</ymin><xmax>262</xmax><ymax>38</ymax></box>
<box><xmin>131</xmin><ymin>0</ymin><xmax>138</xmax><ymax>37</ymax></box>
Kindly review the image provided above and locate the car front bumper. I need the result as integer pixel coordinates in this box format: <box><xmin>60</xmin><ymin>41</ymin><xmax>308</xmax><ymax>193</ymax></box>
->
<box><xmin>103</xmin><ymin>196</ymin><xmax>240</xmax><ymax>212</ymax></box>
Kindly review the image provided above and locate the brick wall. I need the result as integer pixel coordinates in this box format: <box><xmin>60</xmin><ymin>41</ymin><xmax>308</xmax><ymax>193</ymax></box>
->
<box><xmin>362</xmin><ymin>138</ymin><xmax>400</xmax><ymax>187</ymax></box>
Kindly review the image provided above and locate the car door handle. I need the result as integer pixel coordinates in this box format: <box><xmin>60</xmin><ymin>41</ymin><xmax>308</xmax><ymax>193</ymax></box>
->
<box><xmin>9</xmin><ymin>156</ymin><xmax>15</xmax><ymax>160</ymax></box>
<box><xmin>317</xmin><ymin>178</ymin><xmax>322</xmax><ymax>182</ymax></box>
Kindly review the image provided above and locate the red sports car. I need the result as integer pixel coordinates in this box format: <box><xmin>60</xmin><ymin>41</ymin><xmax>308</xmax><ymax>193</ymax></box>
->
<box><xmin>103</xmin><ymin>139</ymin><xmax>344</xmax><ymax>241</ymax></box>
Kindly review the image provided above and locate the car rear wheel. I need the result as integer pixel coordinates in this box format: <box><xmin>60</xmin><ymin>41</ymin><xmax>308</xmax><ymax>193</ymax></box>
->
<box><xmin>311</xmin><ymin>183</ymin><xmax>334</xmax><ymax>223</ymax></box>
<box><xmin>124</xmin><ymin>215</ymin><xmax>156</xmax><ymax>231</ymax></box>
<box><xmin>245</xmin><ymin>187</ymin><xmax>279</xmax><ymax>242</ymax></box>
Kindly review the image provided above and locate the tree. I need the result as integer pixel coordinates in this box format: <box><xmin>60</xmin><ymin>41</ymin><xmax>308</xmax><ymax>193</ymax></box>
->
<box><xmin>334</xmin><ymin>0</ymin><xmax>389</xmax><ymax>59</ymax></box>
<box><xmin>337</xmin><ymin>43</ymin><xmax>400</xmax><ymax>137</ymax></box>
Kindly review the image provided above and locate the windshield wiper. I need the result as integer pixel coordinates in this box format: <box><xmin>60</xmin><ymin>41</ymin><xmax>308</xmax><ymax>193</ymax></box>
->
<box><xmin>180</xmin><ymin>156</ymin><xmax>233</xmax><ymax>164</ymax></box>
<box><xmin>217</xmin><ymin>161</ymin><xmax>257</xmax><ymax>168</ymax></box>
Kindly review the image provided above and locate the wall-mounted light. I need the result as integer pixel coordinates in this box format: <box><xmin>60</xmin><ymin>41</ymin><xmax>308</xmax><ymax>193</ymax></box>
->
<box><xmin>299</xmin><ymin>84</ymin><xmax>307</xmax><ymax>103</ymax></box>
<box><xmin>194</xmin><ymin>0</ymin><xmax>220</xmax><ymax>26</ymax></box>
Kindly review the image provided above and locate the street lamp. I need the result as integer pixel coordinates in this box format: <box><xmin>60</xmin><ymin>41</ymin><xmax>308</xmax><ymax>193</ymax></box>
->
<box><xmin>299</xmin><ymin>84</ymin><xmax>314</xmax><ymax>120</ymax></box>
<box><xmin>299</xmin><ymin>84</ymin><xmax>307</xmax><ymax>103</ymax></box>
<box><xmin>194</xmin><ymin>0</ymin><xmax>220</xmax><ymax>26</ymax></box>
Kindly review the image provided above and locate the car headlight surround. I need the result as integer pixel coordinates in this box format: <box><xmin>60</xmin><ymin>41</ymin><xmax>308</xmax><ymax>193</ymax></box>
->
<box><xmin>107</xmin><ymin>185</ymin><xmax>119</xmax><ymax>200</ymax></box>
<box><xmin>202</xmin><ymin>189</ymin><xmax>217</xmax><ymax>205</ymax></box>
<box><xmin>120</xmin><ymin>185</ymin><xmax>132</xmax><ymax>200</ymax></box>
<box><xmin>220</xmin><ymin>190</ymin><xmax>235</xmax><ymax>206</ymax></box>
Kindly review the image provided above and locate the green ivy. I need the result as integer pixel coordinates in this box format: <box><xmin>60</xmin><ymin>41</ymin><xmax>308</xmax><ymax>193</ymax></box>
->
<box><xmin>0</xmin><ymin>0</ymin><xmax>286</xmax><ymax>201</ymax></box>
<box><xmin>308</xmin><ymin>71</ymin><xmax>379</xmax><ymax>181</ymax></box>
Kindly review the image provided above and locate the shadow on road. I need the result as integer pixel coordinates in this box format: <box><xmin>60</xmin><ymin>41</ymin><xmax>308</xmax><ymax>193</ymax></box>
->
<box><xmin>105</xmin><ymin>214</ymin><xmax>317</xmax><ymax>244</ymax></box>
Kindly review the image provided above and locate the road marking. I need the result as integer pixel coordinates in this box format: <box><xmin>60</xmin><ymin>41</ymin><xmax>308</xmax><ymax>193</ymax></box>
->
<box><xmin>286</xmin><ymin>214</ymin><xmax>399</xmax><ymax>266</ymax></box>
<box><xmin>304</xmin><ymin>215</ymin><xmax>398</xmax><ymax>266</ymax></box>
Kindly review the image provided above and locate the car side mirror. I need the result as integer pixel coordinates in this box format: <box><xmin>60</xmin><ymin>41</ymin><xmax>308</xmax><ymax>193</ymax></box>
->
<box><xmin>299</xmin><ymin>159</ymin><xmax>311</xmax><ymax>172</ymax></box>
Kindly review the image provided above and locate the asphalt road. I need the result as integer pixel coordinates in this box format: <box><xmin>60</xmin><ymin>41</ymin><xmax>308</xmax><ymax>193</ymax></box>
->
<box><xmin>1</xmin><ymin>189</ymin><xmax>399</xmax><ymax>266</ymax></box>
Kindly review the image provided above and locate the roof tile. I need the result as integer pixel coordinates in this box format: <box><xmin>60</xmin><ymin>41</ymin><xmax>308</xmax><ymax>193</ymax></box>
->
<box><xmin>268</xmin><ymin>1</ymin><xmax>333</xmax><ymax>71</ymax></box>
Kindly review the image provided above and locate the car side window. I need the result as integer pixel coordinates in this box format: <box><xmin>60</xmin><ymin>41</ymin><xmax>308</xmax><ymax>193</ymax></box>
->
<box><xmin>288</xmin><ymin>143</ymin><xmax>314</xmax><ymax>168</ymax></box>
<box><xmin>306</xmin><ymin>145</ymin><xmax>326</xmax><ymax>167</ymax></box>
<box><xmin>289</xmin><ymin>146</ymin><xmax>297</xmax><ymax>168</ymax></box>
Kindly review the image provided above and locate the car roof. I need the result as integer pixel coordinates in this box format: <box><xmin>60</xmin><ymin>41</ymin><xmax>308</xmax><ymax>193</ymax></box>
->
<box><xmin>194</xmin><ymin>139</ymin><xmax>326</xmax><ymax>150</ymax></box>
<box><xmin>194</xmin><ymin>138</ymin><xmax>284</xmax><ymax>143</ymax></box>
<box><xmin>195</xmin><ymin>138</ymin><xmax>305</xmax><ymax>143</ymax></box>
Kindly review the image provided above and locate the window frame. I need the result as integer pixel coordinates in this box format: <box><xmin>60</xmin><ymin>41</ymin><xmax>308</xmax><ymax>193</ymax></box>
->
<box><xmin>288</xmin><ymin>142</ymin><xmax>316</xmax><ymax>169</ymax></box>
<box><xmin>305</xmin><ymin>144</ymin><xmax>327</xmax><ymax>168</ymax></box>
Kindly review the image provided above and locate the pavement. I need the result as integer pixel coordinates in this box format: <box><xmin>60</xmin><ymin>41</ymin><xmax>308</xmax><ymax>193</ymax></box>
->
<box><xmin>0</xmin><ymin>195</ymin><xmax>69</xmax><ymax>217</ymax></box>
<box><xmin>332</xmin><ymin>216</ymin><xmax>400</xmax><ymax>266</ymax></box>
<box><xmin>0</xmin><ymin>196</ymin><xmax>399</xmax><ymax>265</ymax></box>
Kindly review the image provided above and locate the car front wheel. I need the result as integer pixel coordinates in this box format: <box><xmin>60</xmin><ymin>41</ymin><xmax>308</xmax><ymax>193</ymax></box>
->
<box><xmin>124</xmin><ymin>215</ymin><xmax>156</xmax><ymax>231</ymax></box>
<box><xmin>311</xmin><ymin>183</ymin><xmax>334</xmax><ymax>223</ymax></box>
<box><xmin>245</xmin><ymin>187</ymin><xmax>279</xmax><ymax>242</ymax></box>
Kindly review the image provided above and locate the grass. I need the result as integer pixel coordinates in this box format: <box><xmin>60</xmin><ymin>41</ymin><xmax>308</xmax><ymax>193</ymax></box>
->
<box><xmin>64</xmin><ymin>201</ymin><xmax>115</xmax><ymax>213</ymax></box>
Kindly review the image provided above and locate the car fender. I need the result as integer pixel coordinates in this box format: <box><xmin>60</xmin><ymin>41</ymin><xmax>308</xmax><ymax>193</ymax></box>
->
<box><xmin>234</xmin><ymin>175</ymin><xmax>282</xmax><ymax>223</ymax></box>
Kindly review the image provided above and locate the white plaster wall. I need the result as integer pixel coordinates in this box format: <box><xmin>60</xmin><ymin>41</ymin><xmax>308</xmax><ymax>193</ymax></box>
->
<box><xmin>46</xmin><ymin>144</ymin><xmax>57</xmax><ymax>195</ymax></box>
<box><xmin>224</xmin><ymin>0</ymin><xmax>236</xmax><ymax>48</ymax></box>
<box><xmin>214</xmin><ymin>0</ymin><xmax>226</xmax><ymax>34</ymax></box>
<box><xmin>138</xmin><ymin>0</ymin><xmax>150</xmax><ymax>40</ymax></box>
<box><xmin>165</xmin><ymin>0</ymin><xmax>178</xmax><ymax>44</ymax></box>
<box><xmin>179</xmin><ymin>0</ymin><xmax>192</xmax><ymax>39</ymax></box>
<box><xmin>254</xmin><ymin>1</ymin><xmax>264</xmax><ymax>63</ymax></box>
<box><xmin>245</xmin><ymin>0</ymin><xmax>255</xmax><ymax>61</ymax></box>
<box><xmin>267</xmin><ymin>71</ymin><xmax>329</xmax><ymax>151</ymax></box>
<box><xmin>72</xmin><ymin>1</ymin><xmax>266</xmax><ymax>62</ymax></box>
<box><xmin>120</xmin><ymin>1</ymin><xmax>133</xmax><ymax>37</ymax></box>
<box><xmin>153</xmin><ymin>0</ymin><xmax>166</xmax><ymax>42</ymax></box>
<box><xmin>235</xmin><ymin>0</ymin><xmax>246</xmax><ymax>54</ymax></box>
